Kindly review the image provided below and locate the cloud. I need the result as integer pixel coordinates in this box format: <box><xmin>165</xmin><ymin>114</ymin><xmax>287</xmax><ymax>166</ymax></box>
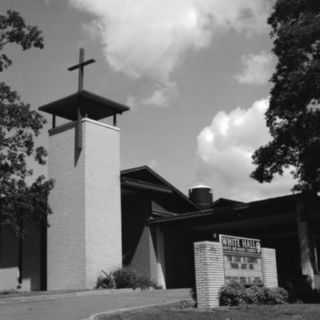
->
<box><xmin>126</xmin><ymin>83</ymin><xmax>177</xmax><ymax>108</ymax></box>
<box><xmin>196</xmin><ymin>98</ymin><xmax>294</xmax><ymax>201</ymax></box>
<box><xmin>70</xmin><ymin>0</ymin><xmax>271</xmax><ymax>85</ymax></box>
<box><xmin>142</xmin><ymin>88</ymin><xmax>170</xmax><ymax>108</ymax></box>
<box><xmin>235</xmin><ymin>51</ymin><xmax>275</xmax><ymax>85</ymax></box>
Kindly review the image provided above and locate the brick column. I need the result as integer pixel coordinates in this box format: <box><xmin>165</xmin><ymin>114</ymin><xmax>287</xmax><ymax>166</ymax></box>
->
<box><xmin>194</xmin><ymin>241</ymin><xmax>224</xmax><ymax>309</ymax></box>
<box><xmin>262</xmin><ymin>248</ymin><xmax>278</xmax><ymax>288</ymax></box>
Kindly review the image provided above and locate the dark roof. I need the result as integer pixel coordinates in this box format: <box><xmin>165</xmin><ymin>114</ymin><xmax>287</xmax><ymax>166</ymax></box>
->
<box><xmin>149</xmin><ymin>193</ymin><xmax>308</xmax><ymax>225</ymax></box>
<box><xmin>39</xmin><ymin>90</ymin><xmax>129</xmax><ymax>121</ymax></box>
<box><xmin>121</xmin><ymin>166</ymin><xmax>198</xmax><ymax>213</ymax></box>
<box><xmin>212</xmin><ymin>198</ymin><xmax>245</xmax><ymax>208</ymax></box>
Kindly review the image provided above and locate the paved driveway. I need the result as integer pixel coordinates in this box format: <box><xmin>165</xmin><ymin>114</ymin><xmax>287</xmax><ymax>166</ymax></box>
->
<box><xmin>0</xmin><ymin>289</ymin><xmax>191</xmax><ymax>320</ymax></box>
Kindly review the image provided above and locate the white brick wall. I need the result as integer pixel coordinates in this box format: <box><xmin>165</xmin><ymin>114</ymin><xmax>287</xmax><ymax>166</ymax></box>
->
<box><xmin>47</xmin><ymin>118</ymin><xmax>122</xmax><ymax>290</ymax></box>
<box><xmin>262</xmin><ymin>248</ymin><xmax>278</xmax><ymax>288</ymax></box>
<box><xmin>84</xmin><ymin>119</ymin><xmax>122</xmax><ymax>288</ymax></box>
<box><xmin>48</xmin><ymin>121</ymin><xmax>86</xmax><ymax>290</ymax></box>
<box><xmin>194</xmin><ymin>241</ymin><xmax>225</xmax><ymax>309</ymax></box>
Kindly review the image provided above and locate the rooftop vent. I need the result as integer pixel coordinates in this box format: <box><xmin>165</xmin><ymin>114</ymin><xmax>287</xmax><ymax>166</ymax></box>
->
<box><xmin>189</xmin><ymin>185</ymin><xmax>213</xmax><ymax>209</ymax></box>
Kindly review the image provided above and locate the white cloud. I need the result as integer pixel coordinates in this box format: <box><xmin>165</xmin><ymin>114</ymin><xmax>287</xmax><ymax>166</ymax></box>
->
<box><xmin>70</xmin><ymin>0</ymin><xmax>271</xmax><ymax>85</ymax></box>
<box><xmin>126</xmin><ymin>83</ymin><xmax>177</xmax><ymax>108</ymax></box>
<box><xmin>196</xmin><ymin>98</ymin><xmax>294</xmax><ymax>201</ymax></box>
<box><xmin>142</xmin><ymin>88</ymin><xmax>169</xmax><ymax>108</ymax></box>
<box><xmin>235</xmin><ymin>51</ymin><xmax>275</xmax><ymax>85</ymax></box>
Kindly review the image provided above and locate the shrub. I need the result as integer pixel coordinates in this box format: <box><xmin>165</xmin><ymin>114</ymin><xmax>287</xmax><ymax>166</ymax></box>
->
<box><xmin>219</xmin><ymin>281</ymin><xmax>288</xmax><ymax>306</ymax></box>
<box><xmin>96</xmin><ymin>270</ymin><xmax>115</xmax><ymax>289</ymax></box>
<box><xmin>112</xmin><ymin>268</ymin><xmax>138</xmax><ymax>289</ymax></box>
<box><xmin>96</xmin><ymin>267</ymin><xmax>158</xmax><ymax>290</ymax></box>
<box><xmin>244</xmin><ymin>285</ymin><xmax>266</xmax><ymax>304</ymax></box>
<box><xmin>219</xmin><ymin>281</ymin><xmax>246</xmax><ymax>306</ymax></box>
<box><xmin>131</xmin><ymin>273</ymin><xmax>159</xmax><ymax>290</ymax></box>
<box><xmin>264</xmin><ymin>287</ymin><xmax>289</xmax><ymax>305</ymax></box>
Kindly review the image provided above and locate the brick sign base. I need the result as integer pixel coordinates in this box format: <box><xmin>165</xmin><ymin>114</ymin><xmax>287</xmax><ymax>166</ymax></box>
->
<box><xmin>194</xmin><ymin>240</ymin><xmax>278</xmax><ymax>309</ymax></box>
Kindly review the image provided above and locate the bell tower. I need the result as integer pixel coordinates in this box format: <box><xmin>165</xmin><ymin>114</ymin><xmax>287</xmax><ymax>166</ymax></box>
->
<box><xmin>39</xmin><ymin>49</ymin><xmax>129</xmax><ymax>290</ymax></box>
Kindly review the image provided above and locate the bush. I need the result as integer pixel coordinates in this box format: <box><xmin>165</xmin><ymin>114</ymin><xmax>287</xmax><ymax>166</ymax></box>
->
<box><xmin>219</xmin><ymin>281</ymin><xmax>288</xmax><ymax>306</ymax></box>
<box><xmin>264</xmin><ymin>287</ymin><xmax>289</xmax><ymax>305</ymax></box>
<box><xmin>244</xmin><ymin>285</ymin><xmax>266</xmax><ymax>304</ymax></box>
<box><xmin>130</xmin><ymin>273</ymin><xmax>159</xmax><ymax>290</ymax></box>
<box><xmin>112</xmin><ymin>268</ymin><xmax>138</xmax><ymax>289</ymax></box>
<box><xmin>96</xmin><ymin>270</ymin><xmax>115</xmax><ymax>289</ymax></box>
<box><xmin>96</xmin><ymin>267</ymin><xmax>159</xmax><ymax>290</ymax></box>
<box><xmin>219</xmin><ymin>281</ymin><xmax>246</xmax><ymax>306</ymax></box>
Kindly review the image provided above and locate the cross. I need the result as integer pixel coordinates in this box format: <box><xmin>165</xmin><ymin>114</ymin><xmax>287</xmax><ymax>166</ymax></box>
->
<box><xmin>67</xmin><ymin>48</ymin><xmax>96</xmax><ymax>152</ymax></box>
<box><xmin>68</xmin><ymin>48</ymin><xmax>96</xmax><ymax>92</ymax></box>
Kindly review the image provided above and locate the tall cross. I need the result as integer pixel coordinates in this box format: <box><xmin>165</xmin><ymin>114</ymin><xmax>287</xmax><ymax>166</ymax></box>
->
<box><xmin>68</xmin><ymin>48</ymin><xmax>96</xmax><ymax>92</ymax></box>
<box><xmin>67</xmin><ymin>48</ymin><xmax>96</xmax><ymax>151</ymax></box>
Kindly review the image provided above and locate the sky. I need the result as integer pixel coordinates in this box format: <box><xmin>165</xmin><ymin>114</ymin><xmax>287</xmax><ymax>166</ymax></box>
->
<box><xmin>2</xmin><ymin>0</ymin><xmax>294</xmax><ymax>201</ymax></box>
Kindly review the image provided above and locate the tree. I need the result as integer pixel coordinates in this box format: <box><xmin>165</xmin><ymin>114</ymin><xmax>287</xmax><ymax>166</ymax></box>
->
<box><xmin>0</xmin><ymin>10</ymin><xmax>53</xmax><ymax>235</ymax></box>
<box><xmin>251</xmin><ymin>0</ymin><xmax>320</xmax><ymax>195</ymax></box>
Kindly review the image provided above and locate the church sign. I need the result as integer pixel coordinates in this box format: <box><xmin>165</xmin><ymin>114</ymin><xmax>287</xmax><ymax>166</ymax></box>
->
<box><xmin>194</xmin><ymin>235</ymin><xmax>278</xmax><ymax>308</ymax></box>
<box><xmin>220</xmin><ymin>234</ymin><xmax>262</xmax><ymax>256</ymax></box>
<box><xmin>219</xmin><ymin>234</ymin><xmax>263</xmax><ymax>286</ymax></box>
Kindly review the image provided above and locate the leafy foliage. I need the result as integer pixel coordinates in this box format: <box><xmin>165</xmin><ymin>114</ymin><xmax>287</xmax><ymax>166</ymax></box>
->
<box><xmin>0</xmin><ymin>10</ymin><xmax>44</xmax><ymax>71</ymax></box>
<box><xmin>96</xmin><ymin>268</ymin><xmax>159</xmax><ymax>290</ymax></box>
<box><xmin>96</xmin><ymin>270</ymin><xmax>115</xmax><ymax>289</ymax></box>
<box><xmin>0</xmin><ymin>10</ymin><xmax>53</xmax><ymax>234</ymax></box>
<box><xmin>219</xmin><ymin>281</ymin><xmax>246</xmax><ymax>306</ymax></box>
<box><xmin>251</xmin><ymin>0</ymin><xmax>320</xmax><ymax>194</ymax></box>
<box><xmin>219</xmin><ymin>281</ymin><xmax>288</xmax><ymax>306</ymax></box>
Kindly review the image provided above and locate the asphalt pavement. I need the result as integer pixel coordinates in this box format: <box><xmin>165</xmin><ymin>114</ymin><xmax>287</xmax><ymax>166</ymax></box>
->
<box><xmin>0</xmin><ymin>289</ymin><xmax>191</xmax><ymax>320</ymax></box>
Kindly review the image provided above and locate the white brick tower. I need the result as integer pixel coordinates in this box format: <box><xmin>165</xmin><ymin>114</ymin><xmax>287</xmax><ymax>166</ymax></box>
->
<box><xmin>39</xmin><ymin>49</ymin><xmax>129</xmax><ymax>290</ymax></box>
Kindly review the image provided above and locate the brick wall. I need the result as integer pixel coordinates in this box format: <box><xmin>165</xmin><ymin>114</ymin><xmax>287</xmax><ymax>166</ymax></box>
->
<box><xmin>262</xmin><ymin>248</ymin><xmax>278</xmax><ymax>288</ymax></box>
<box><xmin>47</xmin><ymin>118</ymin><xmax>122</xmax><ymax>290</ymax></box>
<box><xmin>84</xmin><ymin>119</ymin><xmax>122</xmax><ymax>288</ymax></box>
<box><xmin>194</xmin><ymin>241</ymin><xmax>224</xmax><ymax>309</ymax></box>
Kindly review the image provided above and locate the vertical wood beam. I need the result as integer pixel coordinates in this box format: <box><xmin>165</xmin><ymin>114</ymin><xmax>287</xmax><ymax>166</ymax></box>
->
<box><xmin>52</xmin><ymin>115</ymin><xmax>56</xmax><ymax>129</ymax></box>
<box><xmin>296</xmin><ymin>198</ymin><xmax>315</xmax><ymax>288</ymax></box>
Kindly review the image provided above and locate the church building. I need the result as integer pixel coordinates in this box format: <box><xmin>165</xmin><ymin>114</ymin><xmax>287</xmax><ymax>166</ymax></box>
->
<box><xmin>1</xmin><ymin>51</ymin><xmax>319</xmax><ymax>294</ymax></box>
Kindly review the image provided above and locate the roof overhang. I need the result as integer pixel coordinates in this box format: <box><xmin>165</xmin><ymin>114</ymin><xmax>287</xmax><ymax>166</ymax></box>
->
<box><xmin>121</xmin><ymin>178</ymin><xmax>173</xmax><ymax>194</ymax></box>
<box><xmin>39</xmin><ymin>90</ymin><xmax>129</xmax><ymax>121</ymax></box>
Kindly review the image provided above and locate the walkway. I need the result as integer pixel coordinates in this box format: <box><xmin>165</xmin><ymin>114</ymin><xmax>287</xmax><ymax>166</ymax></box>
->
<box><xmin>0</xmin><ymin>289</ymin><xmax>191</xmax><ymax>320</ymax></box>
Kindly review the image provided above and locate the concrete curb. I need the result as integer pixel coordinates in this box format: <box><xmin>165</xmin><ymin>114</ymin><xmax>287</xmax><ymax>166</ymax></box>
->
<box><xmin>85</xmin><ymin>300</ymin><xmax>183</xmax><ymax>320</ymax></box>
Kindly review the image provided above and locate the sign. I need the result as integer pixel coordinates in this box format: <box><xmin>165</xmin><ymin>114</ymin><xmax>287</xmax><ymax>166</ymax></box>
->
<box><xmin>220</xmin><ymin>234</ymin><xmax>261</xmax><ymax>256</ymax></box>
<box><xmin>219</xmin><ymin>234</ymin><xmax>263</xmax><ymax>285</ymax></box>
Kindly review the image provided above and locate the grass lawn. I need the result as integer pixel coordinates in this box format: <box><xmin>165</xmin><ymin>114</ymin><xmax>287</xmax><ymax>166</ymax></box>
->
<box><xmin>97</xmin><ymin>304</ymin><xmax>320</xmax><ymax>320</ymax></box>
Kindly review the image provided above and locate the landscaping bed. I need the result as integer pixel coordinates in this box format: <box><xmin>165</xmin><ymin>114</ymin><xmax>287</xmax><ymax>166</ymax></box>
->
<box><xmin>96</xmin><ymin>303</ymin><xmax>320</xmax><ymax>320</ymax></box>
